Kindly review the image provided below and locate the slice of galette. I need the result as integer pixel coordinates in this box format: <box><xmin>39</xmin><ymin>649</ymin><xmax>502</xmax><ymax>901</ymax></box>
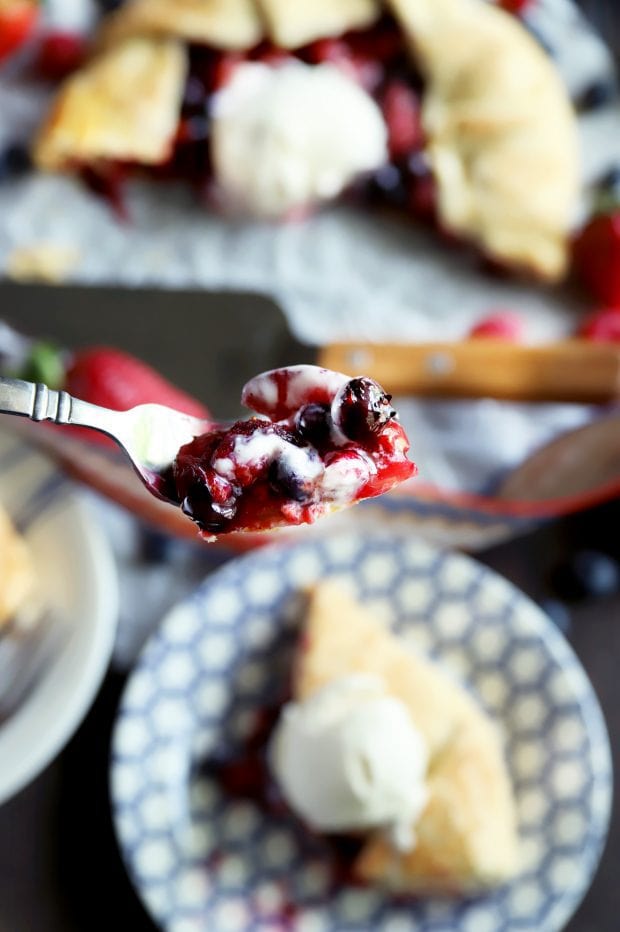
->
<box><xmin>291</xmin><ymin>579</ymin><xmax>521</xmax><ymax>894</ymax></box>
<box><xmin>33</xmin><ymin>0</ymin><xmax>578</xmax><ymax>280</ymax></box>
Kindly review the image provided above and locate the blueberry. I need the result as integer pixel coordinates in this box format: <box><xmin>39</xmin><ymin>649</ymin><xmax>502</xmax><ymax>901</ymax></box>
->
<box><xmin>549</xmin><ymin>549</ymin><xmax>620</xmax><ymax>601</ymax></box>
<box><xmin>0</xmin><ymin>144</ymin><xmax>32</xmax><ymax>182</ymax></box>
<box><xmin>368</xmin><ymin>164</ymin><xmax>406</xmax><ymax>205</ymax></box>
<box><xmin>405</xmin><ymin>151</ymin><xmax>432</xmax><ymax>179</ymax></box>
<box><xmin>268</xmin><ymin>457</ymin><xmax>316</xmax><ymax>503</ymax></box>
<box><xmin>139</xmin><ymin>528</ymin><xmax>176</xmax><ymax>563</ymax></box>
<box><xmin>575</xmin><ymin>80</ymin><xmax>616</xmax><ymax>112</ymax></box>
<box><xmin>180</xmin><ymin>116</ymin><xmax>210</xmax><ymax>141</ymax></box>
<box><xmin>181</xmin><ymin>490</ymin><xmax>236</xmax><ymax>534</ymax></box>
<box><xmin>295</xmin><ymin>403</ymin><xmax>331</xmax><ymax>447</ymax></box>
<box><xmin>334</xmin><ymin>377</ymin><xmax>396</xmax><ymax>444</ymax></box>
<box><xmin>182</xmin><ymin>76</ymin><xmax>209</xmax><ymax>113</ymax></box>
<box><xmin>539</xmin><ymin>599</ymin><xmax>572</xmax><ymax>637</ymax></box>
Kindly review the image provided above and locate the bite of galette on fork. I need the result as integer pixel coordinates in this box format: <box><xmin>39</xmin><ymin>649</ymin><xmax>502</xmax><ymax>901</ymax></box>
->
<box><xmin>0</xmin><ymin>365</ymin><xmax>416</xmax><ymax>540</ymax></box>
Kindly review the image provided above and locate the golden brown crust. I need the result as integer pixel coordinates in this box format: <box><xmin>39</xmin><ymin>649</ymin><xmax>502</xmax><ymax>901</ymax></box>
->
<box><xmin>0</xmin><ymin>505</ymin><xmax>35</xmax><ymax>628</ymax></box>
<box><xmin>33</xmin><ymin>37</ymin><xmax>187</xmax><ymax>171</ymax></box>
<box><xmin>295</xmin><ymin>580</ymin><xmax>520</xmax><ymax>894</ymax></box>
<box><xmin>387</xmin><ymin>0</ymin><xmax>579</xmax><ymax>280</ymax></box>
<box><xmin>355</xmin><ymin>709</ymin><xmax>520</xmax><ymax>893</ymax></box>
<box><xmin>98</xmin><ymin>0</ymin><xmax>263</xmax><ymax>52</ymax></box>
<box><xmin>254</xmin><ymin>0</ymin><xmax>380</xmax><ymax>49</ymax></box>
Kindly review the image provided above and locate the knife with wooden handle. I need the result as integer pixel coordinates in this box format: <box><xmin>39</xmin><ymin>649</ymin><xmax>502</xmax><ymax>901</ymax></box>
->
<box><xmin>320</xmin><ymin>340</ymin><xmax>620</xmax><ymax>404</ymax></box>
<box><xmin>3</xmin><ymin>281</ymin><xmax>618</xmax><ymax>406</ymax></box>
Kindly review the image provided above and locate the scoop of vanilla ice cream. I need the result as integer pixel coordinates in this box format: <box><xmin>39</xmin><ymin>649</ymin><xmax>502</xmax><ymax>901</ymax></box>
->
<box><xmin>270</xmin><ymin>674</ymin><xmax>428</xmax><ymax>851</ymax></box>
<box><xmin>210</xmin><ymin>60</ymin><xmax>388</xmax><ymax>217</ymax></box>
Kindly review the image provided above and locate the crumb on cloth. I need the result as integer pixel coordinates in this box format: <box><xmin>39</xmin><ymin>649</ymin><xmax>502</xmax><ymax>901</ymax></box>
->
<box><xmin>4</xmin><ymin>244</ymin><xmax>80</xmax><ymax>283</ymax></box>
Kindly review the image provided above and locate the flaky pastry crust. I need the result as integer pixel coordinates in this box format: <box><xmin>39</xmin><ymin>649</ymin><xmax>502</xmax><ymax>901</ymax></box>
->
<box><xmin>388</xmin><ymin>0</ymin><xmax>579</xmax><ymax>279</ymax></box>
<box><xmin>255</xmin><ymin>0</ymin><xmax>380</xmax><ymax>49</ymax></box>
<box><xmin>34</xmin><ymin>37</ymin><xmax>187</xmax><ymax>171</ymax></box>
<box><xmin>98</xmin><ymin>0</ymin><xmax>263</xmax><ymax>51</ymax></box>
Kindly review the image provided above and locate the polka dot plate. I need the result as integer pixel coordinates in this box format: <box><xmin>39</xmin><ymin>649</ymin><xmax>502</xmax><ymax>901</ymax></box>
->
<box><xmin>111</xmin><ymin>531</ymin><xmax>612</xmax><ymax>932</ymax></box>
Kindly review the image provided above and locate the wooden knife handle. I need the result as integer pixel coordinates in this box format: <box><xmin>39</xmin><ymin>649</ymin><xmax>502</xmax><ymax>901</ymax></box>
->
<box><xmin>318</xmin><ymin>340</ymin><xmax>620</xmax><ymax>403</ymax></box>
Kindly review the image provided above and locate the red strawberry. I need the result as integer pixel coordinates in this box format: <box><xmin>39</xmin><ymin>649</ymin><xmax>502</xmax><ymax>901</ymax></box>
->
<box><xmin>381</xmin><ymin>81</ymin><xmax>423</xmax><ymax>159</ymax></box>
<box><xmin>35</xmin><ymin>30</ymin><xmax>87</xmax><ymax>81</ymax></box>
<box><xmin>573</xmin><ymin>212</ymin><xmax>620</xmax><ymax>306</ymax></box>
<box><xmin>65</xmin><ymin>348</ymin><xmax>211</xmax><ymax>420</ymax></box>
<box><xmin>578</xmin><ymin>307</ymin><xmax>620</xmax><ymax>343</ymax></box>
<box><xmin>469</xmin><ymin>310</ymin><xmax>525</xmax><ymax>341</ymax></box>
<box><xmin>497</xmin><ymin>0</ymin><xmax>531</xmax><ymax>13</ymax></box>
<box><xmin>0</xmin><ymin>0</ymin><xmax>38</xmax><ymax>63</ymax></box>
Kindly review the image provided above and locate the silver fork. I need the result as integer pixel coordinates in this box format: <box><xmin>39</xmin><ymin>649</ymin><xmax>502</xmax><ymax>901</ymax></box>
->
<box><xmin>0</xmin><ymin>377</ymin><xmax>209</xmax><ymax>503</ymax></box>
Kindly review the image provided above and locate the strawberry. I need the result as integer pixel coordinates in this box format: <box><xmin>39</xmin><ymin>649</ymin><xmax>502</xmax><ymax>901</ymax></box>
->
<box><xmin>572</xmin><ymin>212</ymin><xmax>620</xmax><ymax>306</ymax></box>
<box><xmin>35</xmin><ymin>30</ymin><xmax>87</xmax><ymax>81</ymax></box>
<box><xmin>469</xmin><ymin>310</ymin><xmax>525</xmax><ymax>341</ymax></box>
<box><xmin>65</xmin><ymin>347</ymin><xmax>211</xmax><ymax>420</ymax></box>
<box><xmin>497</xmin><ymin>0</ymin><xmax>531</xmax><ymax>13</ymax></box>
<box><xmin>381</xmin><ymin>81</ymin><xmax>423</xmax><ymax>159</ymax></box>
<box><xmin>578</xmin><ymin>307</ymin><xmax>620</xmax><ymax>343</ymax></box>
<box><xmin>0</xmin><ymin>0</ymin><xmax>38</xmax><ymax>63</ymax></box>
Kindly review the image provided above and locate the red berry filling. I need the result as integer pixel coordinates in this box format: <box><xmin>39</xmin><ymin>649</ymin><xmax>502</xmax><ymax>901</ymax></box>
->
<box><xmin>173</xmin><ymin>366</ymin><xmax>415</xmax><ymax>536</ymax></box>
<box><xmin>381</xmin><ymin>80</ymin><xmax>424</xmax><ymax>159</ymax></box>
<box><xmin>78</xmin><ymin>14</ymin><xmax>435</xmax><ymax>225</ymax></box>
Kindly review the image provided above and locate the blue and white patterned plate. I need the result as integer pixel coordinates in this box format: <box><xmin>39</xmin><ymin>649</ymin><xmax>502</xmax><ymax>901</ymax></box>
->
<box><xmin>111</xmin><ymin>531</ymin><xmax>612</xmax><ymax>932</ymax></box>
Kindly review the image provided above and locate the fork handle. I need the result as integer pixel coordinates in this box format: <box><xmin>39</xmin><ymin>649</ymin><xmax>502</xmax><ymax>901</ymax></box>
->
<box><xmin>0</xmin><ymin>377</ymin><xmax>120</xmax><ymax>437</ymax></box>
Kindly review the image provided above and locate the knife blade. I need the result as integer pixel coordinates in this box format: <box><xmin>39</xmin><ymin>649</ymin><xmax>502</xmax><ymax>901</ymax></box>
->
<box><xmin>2</xmin><ymin>281</ymin><xmax>619</xmax><ymax>408</ymax></box>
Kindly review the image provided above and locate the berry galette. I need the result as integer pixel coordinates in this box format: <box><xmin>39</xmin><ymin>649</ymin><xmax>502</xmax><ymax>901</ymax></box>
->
<box><xmin>33</xmin><ymin>0</ymin><xmax>578</xmax><ymax>280</ymax></box>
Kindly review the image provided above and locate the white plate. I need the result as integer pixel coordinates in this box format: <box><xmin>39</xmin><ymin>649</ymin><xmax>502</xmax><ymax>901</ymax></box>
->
<box><xmin>111</xmin><ymin>530</ymin><xmax>612</xmax><ymax>932</ymax></box>
<box><xmin>0</xmin><ymin>429</ymin><xmax>118</xmax><ymax>804</ymax></box>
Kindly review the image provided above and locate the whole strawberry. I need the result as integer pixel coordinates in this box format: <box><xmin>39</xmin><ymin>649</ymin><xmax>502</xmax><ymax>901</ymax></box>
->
<box><xmin>573</xmin><ymin>212</ymin><xmax>620</xmax><ymax>306</ymax></box>
<box><xmin>578</xmin><ymin>307</ymin><xmax>620</xmax><ymax>343</ymax></box>
<box><xmin>35</xmin><ymin>30</ymin><xmax>87</xmax><ymax>81</ymax></box>
<box><xmin>0</xmin><ymin>0</ymin><xmax>39</xmax><ymax>64</ymax></box>
<box><xmin>468</xmin><ymin>310</ymin><xmax>525</xmax><ymax>341</ymax></box>
<box><xmin>65</xmin><ymin>347</ymin><xmax>210</xmax><ymax>420</ymax></box>
<box><xmin>497</xmin><ymin>0</ymin><xmax>531</xmax><ymax>13</ymax></box>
